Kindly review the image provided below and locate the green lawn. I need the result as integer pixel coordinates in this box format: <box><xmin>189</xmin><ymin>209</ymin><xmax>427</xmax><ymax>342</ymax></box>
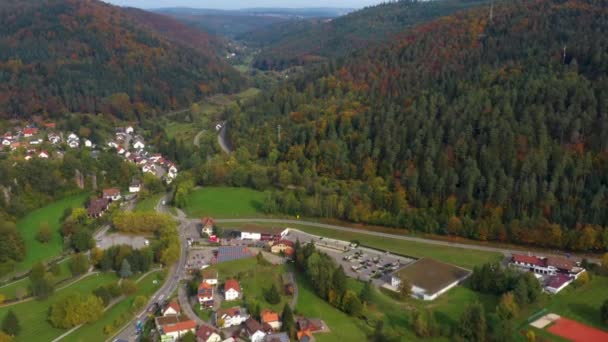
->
<box><xmin>546</xmin><ymin>274</ymin><xmax>608</xmax><ymax>329</ymax></box>
<box><xmin>207</xmin><ymin>257</ymin><xmax>290</xmax><ymax>312</ymax></box>
<box><xmin>184</xmin><ymin>187</ymin><xmax>267</xmax><ymax>218</ymax></box>
<box><xmin>289</xmin><ymin>224</ymin><xmax>502</xmax><ymax>269</ymax></box>
<box><xmin>295</xmin><ymin>273</ymin><xmax>369</xmax><ymax>342</ymax></box>
<box><xmin>0</xmin><ymin>258</ymin><xmax>72</xmax><ymax>300</ymax></box>
<box><xmin>134</xmin><ymin>194</ymin><xmax>162</xmax><ymax>212</ymax></box>
<box><xmin>0</xmin><ymin>272</ymin><xmax>118</xmax><ymax>342</ymax></box>
<box><xmin>67</xmin><ymin>270</ymin><xmax>164</xmax><ymax>342</ymax></box>
<box><xmin>15</xmin><ymin>194</ymin><xmax>88</xmax><ymax>272</ymax></box>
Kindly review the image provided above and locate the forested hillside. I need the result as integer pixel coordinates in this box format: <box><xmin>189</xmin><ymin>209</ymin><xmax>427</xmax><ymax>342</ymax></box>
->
<box><xmin>222</xmin><ymin>0</ymin><xmax>608</xmax><ymax>252</ymax></box>
<box><xmin>244</xmin><ymin>0</ymin><xmax>490</xmax><ymax>70</ymax></box>
<box><xmin>0</xmin><ymin>0</ymin><xmax>244</xmax><ymax>120</ymax></box>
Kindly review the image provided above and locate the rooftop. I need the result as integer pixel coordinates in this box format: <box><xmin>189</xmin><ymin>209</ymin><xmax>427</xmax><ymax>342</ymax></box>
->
<box><xmin>261</xmin><ymin>309</ymin><xmax>280</xmax><ymax>324</ymax></box>
<box><xmin>155</xmin><ymin>315</ymin><xmax>196</xmax><ymax>333</ymax></box>
<box><xmin>217</xmin><ymin>307</ymin><xmax>246</xmax><ymax>318</ymax></box>
<box><xmin>245</xmin><ymin>317</ymin><xmax>263</xmax><ymax>334</ymax></box>
<box><xmin>546</xmin><ymin>274</ymin><xmax>572</xmax><ymax>289</ymax></box>
<box><xmin>224</xmin><ymin>279</ymin><xmax>241</xmax><ymax>293</ymax></box>
<box><xmin>392</xmin><ymin>258</ymin><xmax>471</xmax><ymax>295</ymax></box>
<box><xmin>217</xmin><ymin>246</ymin><xmax>253</xmax><ymax>263</ymax></box>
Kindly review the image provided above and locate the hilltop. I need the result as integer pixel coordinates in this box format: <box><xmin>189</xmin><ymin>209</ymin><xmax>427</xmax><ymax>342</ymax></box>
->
<box><xmin>242</xmin><ymin>0</ymin><xmax>490</xmax><ymax>70</ymax></box>
<box><xmin>0</xmin><ymin>0</ymin><xmax>244</xmax><ymax>120</ymax></box>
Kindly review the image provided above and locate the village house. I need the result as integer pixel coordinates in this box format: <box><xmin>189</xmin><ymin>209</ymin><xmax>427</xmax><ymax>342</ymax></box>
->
<box><xmin>198</xmin><ymin>282</ymin><xmax>214</xmax><ymax>308</ymax></box>
<box><xmin>10</xmin><ymin>142</ymin><xmax>21</xmax><ymax>151</ymax></box>
<box><xmin>68</xmin><ymin>139</ymin><xmax>79</xmax><ymax>148</ymax></box>
<box><xmin>224</xmin><ymin>279</ymin><xmax>241</xmax><ymax>301</ymax></box>
<box><xmin>271</xmin><ymin>240</ymin><xmax>295</xmax><ymax>257</ymax></box>
<box><xmin>67</xmin><ymin>132</ymin><xmax>78</xmax><ymax>141</ymax></box>
<box><xmin>87</xmin><ymin>197</ymin><xmax>110</xmax><ymax>218</ymax></box>
<box><xmin>38</xmin><ymin>151</ymin><xmax>50</xmax><ymax>159</ymax></box>
<box><xmin>296</xmin><ymin>318</ymin><xmax>324</xmax><ymax>337</ymax></box>
<box><xmin>102</xmin><ymin>188</ymin><xmax>122</xmax><ymax>202</ymax></box>
<box><xmin>202</xmin><ymin>269</ymin><xmax>218</xmax><ymax>285</ymax></box>
<box><xmin>155</xmin><ymin>315</ymin><xmax>197</xmax><ymax>341</ymax></box>
<box><xmin>84</xmin><ymin>139</ymin><xmax>93</xmax><ymax>148</ymax></box>
<box><xmin>1</xmin><ymin>139</ymin><xmax>10</xmax><ymax>146</ymax></box>
<box><xmin>196</xmin><ymin>325</ymin><xmax>221</xmax><ymax>342</ymax></box>
<box><xmin>108</xmin><ymin>141</ymin><xmax>119</xmax><ymax>149</ymax></box>
<box><xmin>29</xmin><ymin>138</ymin><xmax>42</xmax><ymax>145</ymax></box>
<box><xmin>261</xmin><ymin>309</ymin><xmax>282</xmax><ymax>331</ymax></box>
<box><xmin>129</xmin><ymin>179</ymin><xmax>141</xmax><ymax>193</ymax></box>
<box><xmin>133</xmin><ymin>136</ymin><xmax>145</xmax><ymax>150</ymax></box>
<box><xmin>48</xmin><ymin>133</ymin><xmax>61</xmax><ymax>144</ymax></box>
<box><xmin>162</xmin><ymin>301</ymin><xmax>181</xmax><ymax>316</ymax></box>
<box><xmin>201</xmin><ymin>217</ymin><xmax>214</xmax><ymax>236</ymax></box>
<box><xmin>244</xmin><ymin>318</ymin><xmax>266</xmax><ymax>342</ymax></box>
<box><xmin>23</xmin><ymin>127</ymin><xmax>38</xmax><ymax>137</ymax></box>
<box><xmin>125</xmin><ymin>126</ymin><xmax>134</xmax><ymax>134</ymax></box>
<box><xmin>215</xmin><ymin>307</ymin><xmax>249</xmax><ymax>328</ymax></box>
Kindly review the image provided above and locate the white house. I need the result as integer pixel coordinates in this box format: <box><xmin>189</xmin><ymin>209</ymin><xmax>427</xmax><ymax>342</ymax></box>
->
<box><xmin>224</xmin><ymin>279</ymin><xmax>240</xmax><ymax>301</ymax></box>
<box><xmin>216</xmin><ymin>307</ymin><xmax>249</xmax><ymax>328</ymax></box>
<box><xmin>107</xmin><ymin>141</ymin><xmax>119</xmax><ymax>149</ymax></box>
<box><xmin>117</xmin><ymin>147</ymin><xmax>125</xmax><ymax>154</ymax></box>
<box><xmin>102</xmin><ymin>188</ymin><xmax>122</xmax><ymax>202</ymax></box>
<box><xmin>2</xmin><ymin>139</ymin><xmax>11</xmax><ymax>146</ymax></box>
<box><xmin>162</xmin><ymin>301</ymin><xmax>181</xmax><ymax>316</ymax></box>
<box><xmin>126</xmin><ymin>126</ymin><xmax>134</xmax><ymax>134</ymax></box>
<box><xmin>67</xmin><ymin>133</ymin><xmax>78</xmax><ymax>141</ymax></box>
<box><xmin>48</xmin><ymin>134</ymin><xmax>61</xmax><ymax>144</ymax></box>
<box><xmin>29</xmin><ymin>139</ymin><xmax>42</xmax><ymax>145</ymax></box>
<box><xmin>198</xmin><ymin>282</ymin><xmax>214</xmax><ymax>307</ymax></box>
<box><xmin>68</xmin><ymin>139</ymin><xmax>79</xmax><ymax>148</ymax></box>
<box><xmin>84</xmin><ymin>139</ymin><xmax>93</xmax><ymax>148</ymax></box>
<box><xmin>133</xmin><ymin>139</ymin><xmax>145</xmax><ymax>150</ymax></box>
<box><xmin>38</xmin><ymin>151</ymin><xmax>50</xmax><ymax>159</ymax></box>
<box><xmin>202</xmin><ymin>270</ymin><xmax>218</xmax><ymax>285</ymax></box>
<box><xmin>155</xmin><ymin>316</ymin><xmax>196</xmax><ymax>341</ymax></box>
<box><xmin>129</xmin><ymin>179</ymin><xmax>141</xmax><ymax>193</ymax></box>
<box><xmin>244</xmin><ymin>318</ymin><xmax>266</xmax><ymax>342</ymax></box>
<box><xmin>261</xmin><ymin>309</ymin><xmax>282</xmax><ymax>331</ymax></box>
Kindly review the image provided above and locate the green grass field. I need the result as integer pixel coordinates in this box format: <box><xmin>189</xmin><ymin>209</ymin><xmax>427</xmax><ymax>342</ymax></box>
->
<box><xmin>288</xmin><ymin>224</ymin><xmax>502</xmax><ymax>269</ymax></box>
<box><xmin>295</xmin><ymin>273</ymin><xmax>369</xmax><ymax>342</ymax></box>
<box><xmin>208</xmin><ymin>257</ymin><xmax>290</xmax><ymax>312</ymax></box>
<box><xmin>0</xmin><ymin>272</ymin><xmax>118</xmax><ymax>342</ymax></box>
<box><xmin>67</xmin><ymin>270</ymin><xmax>164</xmax><ymax>342</ymax></box>
<box><xmin>0</xmin><ymin>258</ymin><xmax>72</xmax><ymax>300</ymax></box>
<box><xmin>15</xmin><ymin>194</ymin><xmax>88</xmax><ymax>273</ymax></box>
<box><xmin>546</xmin><ymin>275</ymin><xmax>608</xmax><ymax>329</ymax></box>
<box><xmin>184</xmin><ymin>187</ymin><xmax>267</xmax><ymax>218</ymax></box>
<box><xmin>134</xmin><ymin>194</ymin><xmax>162</xmax><ymax>212</ymax></box>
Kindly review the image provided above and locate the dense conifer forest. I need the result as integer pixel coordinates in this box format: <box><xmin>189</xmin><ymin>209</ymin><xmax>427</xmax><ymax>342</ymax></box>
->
<box><xmin>220</xmin><ymin>0</ymin><xmax>608</xmax><ymax>252</ymax></box>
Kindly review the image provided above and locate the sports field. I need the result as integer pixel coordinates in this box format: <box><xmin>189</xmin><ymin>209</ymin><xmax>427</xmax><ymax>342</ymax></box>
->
<box><xmin>548</xmin><ymin>317</ymin><xmax>608</xmax><ymax>342</ymax></box>
<box><xmin>15</xmin><ymin>194</ymin><xmax>88</xmax><ymax>272</ymax></box>
<box><xmin>183</xmin><ymin>187</ymin><xmax>267</xmax><ymax>218</ymax></box>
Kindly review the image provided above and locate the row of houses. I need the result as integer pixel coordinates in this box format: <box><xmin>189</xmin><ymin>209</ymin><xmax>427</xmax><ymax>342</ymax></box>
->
<box><xmin>2</xmin><ymin>124</ymin><xmax>94</xmax><ymax>160</ymax></box>
<box><xmin>109</xmin><ymin>126</ymin><xmax>178</xmax><ymax>184</ymax></box>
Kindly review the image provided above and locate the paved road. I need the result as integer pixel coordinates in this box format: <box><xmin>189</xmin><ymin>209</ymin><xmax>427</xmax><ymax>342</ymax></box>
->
<box><xmin>110</xmin><ymin>195</ymin><xmax>189</xmax><ymax>342</ymax></box>
<box><xmin>215</xmin><ymin>218</ymin><xmax>598</xmax><ymax>263</ymax></box>
<box><xmin>217</xmin><ymin>124</ymin><xmax>231</xmax><ymax>154</ymax></box>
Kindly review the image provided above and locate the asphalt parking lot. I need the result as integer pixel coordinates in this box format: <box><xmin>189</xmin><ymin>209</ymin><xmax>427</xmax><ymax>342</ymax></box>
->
<box><xmin>96</xmin><ymin>233</ymin><xmax>149</xmax><ymax>250</ymax></box>
<box><xmin>186</xmin><ymin>248</ymin><xmax>215</xmax><ymax>270</ymax></box>
<box><xmin>286</xmin><ymin>229</ymin><xmax>414</xmax><ymax>285</ymax></box>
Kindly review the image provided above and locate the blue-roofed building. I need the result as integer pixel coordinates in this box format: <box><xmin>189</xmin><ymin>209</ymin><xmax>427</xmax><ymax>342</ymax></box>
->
<box><xmin>215</xmin><ymin>246</ymin><xmax>254</xmax><ymax>263</ymax></box>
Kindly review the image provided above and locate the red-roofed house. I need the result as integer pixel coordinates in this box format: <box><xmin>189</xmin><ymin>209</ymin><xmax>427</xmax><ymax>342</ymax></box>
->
<box><xmin>38</xmin><ymin>151</ymin><xmax>50</xmax><ymax>159</ymax></box>
<box><xmin>155</xmin><ymin>315</ymin><xmax>197</xmax><ymax>341</ymax></box>
<box><xmin>224</xmin><ymin>279</ymin><xmax>241</xmax><ymax>301</ymax></box>
<box><xmin>198</xmin><ymin>282</ymin><xmax>214</xmax><ymax>308</ymax></box>
<box><xmin>261</xmin><ymin>309</ymin><xmax>281</xmax><ymax>330</ymax></box>
<box><xmin>102</xmin><ymin>188</ymin><xmax>121</xmax><ymax>201</ymax></box>
<box><xmin>215</xmin><ymin>307</ymin><xmax>249</xmax><ymax>328</ymax></box>
<box><xmin>23</xmin><ymin>127</ymin><xmax>38</xmax><ymax>137</ymax></box>
<box><xmin>163</xmin><ymin>300</ymin><xmax>181</xmax><ymax>316</ymax></box>
<box><xmin>201</xmin><ymin>217</ymin><xmax>214</xmax><ymax>236</ymax></box>
<box><xmin>271</xmin><ymin>240</ymin><xmax>295</xmax><ymax>257</ymax></box>
<box><xmin>43</xmin><ymin>122</ymin><xmax>56</xmax><ymax>129</ymax></box>
<box><xmin>196</xmin><ymin>325</ymin><xmax>221</xmax><ymax>342</ymax></box>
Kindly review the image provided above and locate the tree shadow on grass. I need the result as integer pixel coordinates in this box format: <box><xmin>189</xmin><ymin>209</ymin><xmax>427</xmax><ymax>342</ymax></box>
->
<box><xmin>250</xmin><ymin>200</ymin><xmax>264</xmax><ymax>214</ymax></box>
<box><xmin>566</xmin><ymin>303</ymin><xmax>600</xmax><ymax>326</ymax></box>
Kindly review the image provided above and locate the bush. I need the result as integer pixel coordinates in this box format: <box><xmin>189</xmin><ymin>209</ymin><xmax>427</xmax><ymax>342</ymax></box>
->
<box><xmin>35</xmin><ymin>223</ymin><xmax>53</xmax><ymax>244</ymax></box>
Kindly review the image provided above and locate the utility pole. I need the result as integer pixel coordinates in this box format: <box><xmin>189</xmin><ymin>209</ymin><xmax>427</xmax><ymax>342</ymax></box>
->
<box><xmin>563</xmin><ymin>46</ymin><xmax>567</xmax><ymax>65</ymax></box>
